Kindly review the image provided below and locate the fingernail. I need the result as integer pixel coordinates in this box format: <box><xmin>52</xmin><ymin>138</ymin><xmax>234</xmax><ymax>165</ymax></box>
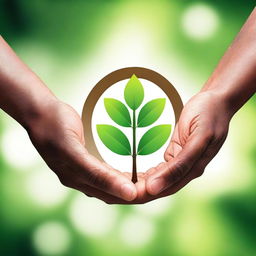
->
<box><xmin>149</xmin><ymin>178</ymin><xmax>165</xmax><ymax>195</ymax></box>
<box><xmin>121</xmin><ymin>183</ymin><xmax>136</xmax><ymax>201</ymax></box>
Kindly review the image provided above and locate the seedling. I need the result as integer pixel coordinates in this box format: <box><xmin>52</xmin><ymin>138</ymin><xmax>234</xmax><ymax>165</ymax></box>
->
<box><xmin>96</xmin><ymin>74</ymin><xmax>172</xmax><ymax>183</ymax></box>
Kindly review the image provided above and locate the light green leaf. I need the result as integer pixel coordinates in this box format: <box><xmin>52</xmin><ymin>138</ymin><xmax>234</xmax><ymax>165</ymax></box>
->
<box><xmin>96</xmin><ymin>124</ymin><xmax>131</xmax><ymax>155</ymax></box>
<box><xmin>137</xmin><ymin>98</ymin><xmax>166</xmax><ymax>127</ymax></box>
<box><xmin>124</xmin><ymin>74</ymin><xmax>144</xmax><ymax>110</ymax></box>
<box><xmin>104</xmin><ymin>98</ymin><xmax>131</xmax><ymax>127</ymax></box>
<box><xmin>137</xmin><ymin>125</ymin><xmax>172</xmax><ymax>155</ymax></box>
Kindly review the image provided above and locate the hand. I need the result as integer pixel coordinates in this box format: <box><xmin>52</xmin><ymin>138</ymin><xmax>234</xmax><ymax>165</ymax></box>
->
<box><xmin>1</xmin><ymin>4</ymin><xmax>255</xmax><ymax>205</ymax></box>
<box><xmin>144</xmin><ymin>91</ymin><xmax>233</xmax><ymax>198</ymax></box>
<box><xmin>26</xmin><ymin>100</ymin><xmax>138</xmax><ymax>203</ymax></box>
<box><xmin>25</xmin><ymin>99</ymin><xmax>179</xmax><ymax>205</ymax></box>
<box><xmin>26</xmin><ymin>91</ymin><xmax>233</xmax><ymax>204</ymax></box>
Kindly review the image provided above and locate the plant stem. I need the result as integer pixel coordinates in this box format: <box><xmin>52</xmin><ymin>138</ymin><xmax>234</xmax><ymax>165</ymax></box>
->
<box><xmin>132</xmin><ymin>109</ymin><xmax>137</xmax><ymax>183</ymax></box>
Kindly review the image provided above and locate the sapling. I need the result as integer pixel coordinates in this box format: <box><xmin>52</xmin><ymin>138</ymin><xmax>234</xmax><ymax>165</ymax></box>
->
<box><xmin>97</xmin><ymin>74</ymin><xmax>172</xmax><ymax>183</ymax></box>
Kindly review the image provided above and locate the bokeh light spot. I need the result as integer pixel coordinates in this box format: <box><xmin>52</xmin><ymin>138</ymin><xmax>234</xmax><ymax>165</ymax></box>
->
<box><xmin>33</xmin><ymin>221</ymin><xmax>70</xmax><ymax>255</ymax></box>
<box><xmin>182</xmin><ymin>3</ymin><xmax>219</xmax><ymax>40</ymax></box>
<box><xmin>69</xmin><ymin>194</ymin><xmax>118</xmax><ymax>237</ymax></box>
<box><xmin>120</xmin><ymin>214</ymin><xmax>154</xmax><ymax>248</ymax></box>
<box><xmin>26</xmin><ymin>167</ymin><xmax>69</xmax><ymax>207</ymax></box>
<box><xmin>1</xmin><ymin>126</ymin><xmax>39</xmax><ymax>170</ymax></box>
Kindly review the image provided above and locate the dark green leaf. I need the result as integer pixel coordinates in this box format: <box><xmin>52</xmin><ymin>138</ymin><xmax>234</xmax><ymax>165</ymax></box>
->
<box><xmin>137</xmin><ymin>125</ymin><xmax>172</xmax><ymax>155</ymax></box>
<box><xmin>137</xmin><ymin>98</ymin><xmax>166</xmax><ymax>127</ymax></box>
<box><xmin>124</xmin><ymin>74</ymin><xmax>144</xmax><ymax>110</ymax></box>
<box><xmin>96</xmin><ymin>124</ymin><xmax>131</xmax><ymax>155</ymax></box>
<box><xmin>104</xmin><ymin>98</ymin><xmax>131</xmax><ymax>127</ymax></box>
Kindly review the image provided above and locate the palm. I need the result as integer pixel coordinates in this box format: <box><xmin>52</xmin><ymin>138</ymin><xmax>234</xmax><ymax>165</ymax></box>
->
<box><xmin>28</xmin><ymin>101</ymin><xmax>138</xmax><ymax>204</ymax></box>
<box><xmin>145</xmin><ymin>92</ymin><xmax>231</xmax><ymax>197</ymax></box>
<box><xmin>27</xmin><ymin>93</ymin><xmax>231</xmax><ymax>204</ymax></box>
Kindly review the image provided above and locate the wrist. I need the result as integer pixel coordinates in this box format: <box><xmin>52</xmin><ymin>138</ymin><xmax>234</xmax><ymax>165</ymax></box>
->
<box><xmin>22</xmin><ymin>94</ymin><xmax>60</xmax><ymax>133</ymax></box>
<box><xmin>200</xmin><ymin>76</ymin><xmax>247</xmax><ymax>118</ymax></box>
<box><xmin>199</xmin><ymin>86</ymin><xmax>236</xmax><ymax>120</ymax></box>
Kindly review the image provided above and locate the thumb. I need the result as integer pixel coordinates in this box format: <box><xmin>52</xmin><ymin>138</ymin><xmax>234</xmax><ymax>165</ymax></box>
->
<box><xmin>146</xmin><ymin>131</ymin><xmax>212</xmax><ymax>195</ymax></box>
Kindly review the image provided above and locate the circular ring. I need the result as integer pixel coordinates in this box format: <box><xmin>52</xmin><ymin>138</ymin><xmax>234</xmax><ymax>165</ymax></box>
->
<box><xmin>82</xmin><ymin>67</ymin><xmax>183</xmax><ymax>161</ymax></box>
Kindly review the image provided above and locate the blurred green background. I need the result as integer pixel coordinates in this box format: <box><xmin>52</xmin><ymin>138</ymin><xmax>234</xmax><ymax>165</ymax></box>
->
<box><xmin>0</xmin><ymin>0</ymin><xmax>256</xmax><ymax>255</ymax></box>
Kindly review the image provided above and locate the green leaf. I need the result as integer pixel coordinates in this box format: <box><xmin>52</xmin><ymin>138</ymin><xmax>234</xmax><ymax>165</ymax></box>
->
<box><xmin>137</xmin><ymin>125</ymin><xmax>172</xmax><ymax>155</ymax></box>
<box><xmin>137</xmin><ymin>98</ymin><xmax>166</xmax><ymax>127</ymax></box>
<box><xmin>124</xmin><ymin>74</ymin><xmax>144</xmax><ymax>110</ymax></box>
<box><xmin>104</xmin><ymin>98</ymin><xmax>131</xmax><ymax>127</ymax></box>
<box><xmin>96</xmin><ymin>124</ymin><xmax>131</xmax><ymax>155</ymax></box>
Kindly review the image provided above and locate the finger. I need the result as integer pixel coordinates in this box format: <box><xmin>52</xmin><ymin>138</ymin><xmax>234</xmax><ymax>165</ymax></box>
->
<box><xmin>78</xmin><ymin>169</ymin><xmax>146</xmax><ymax>204</ymax></box>
<box><xmin>124</xmin><ymin>174</ymin><xmax>153</xmax><ymax>204</ymax></box>
<box><xmin>164</xmin><ymin>124</ymin><xmax>182</xmax><ymax>161</ymax></box>
<box><xmin>58</xmin><ymin>167</ymin><xmax>136</xmax><ymax>204</ymax></box>
<box><xmin>74</xmin><ymin>152</ymin><xmax>137</xmax><ymax>201</ymax></box>
<box><xmin>80</xmin><ymin>172</ymin><xmax>150</xmax><ymax>205</ymax></box>
<box><xmin>144</xmin><ymin>162</ymin><xmax>167</xmax><ymax>178</ymax></box>
<box><xmin>146</xmin><ymin>130</ymin><xmax>213</xmax><ymax>195</ymax></box>
<box><xmin>151</xmin><ymin>162</ymin><xmax>205</xmax><ymax>199</ymax></box>
<box><xmin>77</xmin><ymin>184</ymin><xmax>132</xmax><ymax>204</ymax></box>
<box><xmin>114</xmin><ymin>172</ymin><xmax>155</xmax><ymax>204</ymax></box>
<box><xmin>148</xmin><ymin>138</ymin><xmax>224</xmax><ymax>199</ymax></box>
<box><xmin>49</xmin><ymin>132</ymin><xmax>137</xmax><ymax>202</ymax></box>
<box><xmin>59</xmin><ymin>172</ymin><xmax>129</xmax><ymax>204</ymax></box>
<box><xmin>127</xmin><ymin>172</ymin><xmax>170</xmax><ymax>204</ymax></box>
<box><xmin>142</xmin><ymin>161</ymin><xmax>205</xmax><ymax>202</ymax></box>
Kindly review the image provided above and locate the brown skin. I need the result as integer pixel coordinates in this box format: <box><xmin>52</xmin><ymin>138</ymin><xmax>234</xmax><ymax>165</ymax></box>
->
<box><xmin>0</xmin><ymin>8</ymin><xmax>256</xmax><ymax>205</ymax></box>
<box><xmin>145</xmin><ymin>91</ymin><xmax>231</xmax><ymax>197</ymax></box>
<box><xmin>145</xmin><ymin>7</ymin><xmax>256</xmax><ymax>198</ymax></box>
<box><xmin>0</xmin><ymin>36</ymin><xmax>137</xmax><ymax>203</ymax></box>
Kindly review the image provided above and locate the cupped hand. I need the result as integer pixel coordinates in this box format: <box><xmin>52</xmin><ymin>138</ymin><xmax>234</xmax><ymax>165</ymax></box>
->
<box><xmin>88</xmin><ymin>91</ymin><xmax>233</xmax><ymax>204</ymax></box>
<box><xmin>27</xmin><ymin>91</ymin><xmax>233</xmax><ymax>205</ymax></box>
<box><xmin>25</xmin><ymin>99</ymin><xmax>182</xmax><ymax>205</ymax></box>
<box><xmin>26</xmin><ymin>100</ymin><xmax>138</xmax><ymax>204</ymax></box>
<box><xmin>144</xmin><ymin>91</ymin><xmax>233</xmax><ymax>198</ymax></box>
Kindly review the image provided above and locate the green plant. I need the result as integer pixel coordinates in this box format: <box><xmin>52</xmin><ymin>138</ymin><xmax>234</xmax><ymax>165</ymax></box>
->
<box><xmin>96</xmin><ymin>74</ymin><xmax>172</xmax><ymax>183</ymax></box>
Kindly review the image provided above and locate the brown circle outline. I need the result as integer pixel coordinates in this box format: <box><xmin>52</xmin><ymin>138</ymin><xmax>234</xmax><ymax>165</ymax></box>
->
<box><xmin>82</xmin><ymin>67</ymin><xmax>183</xmax><ymax>161</ymax></box>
